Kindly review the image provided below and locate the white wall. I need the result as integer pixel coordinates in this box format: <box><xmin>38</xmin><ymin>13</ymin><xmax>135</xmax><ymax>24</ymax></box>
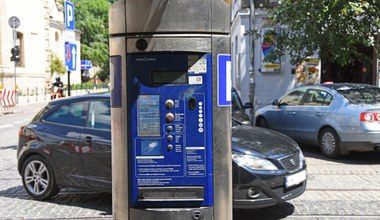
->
<box><xmin>0</xmin><ymin>0</ymin><xmax>81</xmax><ymax>94</ymax></box>
<box><xmin>252</xmin><ymin>10</ymin><xmax>295</xmax><ymax>111</ymax></box>
<box><xmin>0</xmin><ymin>0</ymin><xmax>50</xmax><ymax>92</ymax></box>
<box><xmin>231</xmin><ymin>8</ymin><xmax>252</xmax><ymax>106</ymax></box>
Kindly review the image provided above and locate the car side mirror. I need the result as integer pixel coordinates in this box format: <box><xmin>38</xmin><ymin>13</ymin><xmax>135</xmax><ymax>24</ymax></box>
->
<box><xmin>271</xmin><ymin>99</ymin><xmax>279</xmax><ymax>106</ymax></box>
<box><xmin>243</xmin><ymin>102</ymin><xmax>253</xmax><ymax>109</ymax></box>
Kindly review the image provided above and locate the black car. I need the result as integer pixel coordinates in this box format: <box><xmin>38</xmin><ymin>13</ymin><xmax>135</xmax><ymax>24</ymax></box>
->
<box><xmin>17</xmin><ymin>93</ymin><xmax>306</xmax><ymax>208</ymax></box>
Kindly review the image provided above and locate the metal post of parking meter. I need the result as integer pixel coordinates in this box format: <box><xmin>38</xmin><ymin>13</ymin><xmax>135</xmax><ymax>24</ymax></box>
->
<box><xmin>109</xmin><ymin>1</ymin><xmax>232</xmax><ymax>219</ymax></box>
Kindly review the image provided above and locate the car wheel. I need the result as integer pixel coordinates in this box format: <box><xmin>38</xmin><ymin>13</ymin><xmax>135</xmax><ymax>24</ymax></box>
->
<box><xmin>21</xmin><ymin>155</ymin><xmax>60</xmax><ymax>200</ymax></box>
<box><xmin>258</xmin><ymin>117</ymin><xmax>268</xmax><ymax>128</ymax></box>
<box><xmin>319</xmin><ymin>128</ymin><xmax>341</xmax><ymax>158</ymax></box>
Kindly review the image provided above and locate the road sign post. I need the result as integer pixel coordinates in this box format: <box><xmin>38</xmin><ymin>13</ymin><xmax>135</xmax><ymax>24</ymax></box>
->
<box><xmin>64</xmin><ymin>1</ymin><xmax>75</xmax><ymax>97</ymax></box>
<box><xmin>8</xmin><ymin>16</ymin><xmax>20</xmax><ymax>105</ymax></box>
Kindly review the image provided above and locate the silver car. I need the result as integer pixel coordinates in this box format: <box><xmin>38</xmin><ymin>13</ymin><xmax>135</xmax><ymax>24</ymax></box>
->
<box><xmin>254</xmin><ymin>83</ymin><xmax>380</xmax><ymax>158</ymax></box>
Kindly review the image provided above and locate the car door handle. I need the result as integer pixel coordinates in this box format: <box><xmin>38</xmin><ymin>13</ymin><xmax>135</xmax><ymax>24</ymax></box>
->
<box><xmin>314</xmin><ymin>113</ymin><xmax>322</xmax><ymax>117</ymax></box>
<box><xmin>289</xmin><ymin>112</ymin><xmax>296</xmax><ymax>116</ymax></box>
<box><xmin>82</xmin><ymin>136</ymin><xmax>93</xmax><ymax>144</ymax></box>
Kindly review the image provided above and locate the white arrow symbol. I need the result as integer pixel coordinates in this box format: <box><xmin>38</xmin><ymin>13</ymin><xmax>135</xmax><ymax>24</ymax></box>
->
<box><xmin>71</xmin><ymin>46</ymin><xmax>76</xmax><ymax>70</ymax></box>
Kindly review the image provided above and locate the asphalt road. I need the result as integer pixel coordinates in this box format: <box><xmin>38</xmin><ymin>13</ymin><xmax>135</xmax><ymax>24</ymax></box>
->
<box><xmin>1</xmin><ymin>101</ymin><xmax>380</xmax><ymax>219</ymax></box>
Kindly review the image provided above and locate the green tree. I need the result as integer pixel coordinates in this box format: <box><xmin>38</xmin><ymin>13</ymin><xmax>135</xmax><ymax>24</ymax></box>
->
<box><xmin>266</xmin><ymin>0</ymin><xmax>380</xmax><ymax>65</ymax></box>
<box><xmin>71</xmin><ymin>0</ymin><xmax>112</xmax><ymax>80</ymax></box>
<box><xmin>50</xmin><ymin>53</ymin><xmax>66</xmax><ymax>76</ymax></box>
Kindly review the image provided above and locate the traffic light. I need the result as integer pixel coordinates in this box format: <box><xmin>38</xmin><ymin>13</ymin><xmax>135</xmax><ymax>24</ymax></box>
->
<box><xmin>10</xmin><ymin>46</ymin><xmax>21</xmax><ymax>62</ymax></box>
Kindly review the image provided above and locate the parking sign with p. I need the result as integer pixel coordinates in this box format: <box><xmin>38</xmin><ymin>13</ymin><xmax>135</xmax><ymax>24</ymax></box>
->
<box><xmin>65</xmin><ymin>1</ymin><xmax>75</xmax><ymax>31</ymax></box>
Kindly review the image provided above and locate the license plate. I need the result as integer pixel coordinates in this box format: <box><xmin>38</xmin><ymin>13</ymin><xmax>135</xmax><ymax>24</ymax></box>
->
<box><xmin>285</xmin><ymin>170</ymin><xmax>306</xmax><ymax>188</ymax></box>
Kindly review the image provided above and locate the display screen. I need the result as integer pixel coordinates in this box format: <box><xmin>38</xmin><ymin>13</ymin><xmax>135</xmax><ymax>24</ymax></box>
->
<box><xmin>151</xmin><ymin>70</ymin><xmax>188</xmax><ymax>85</ymax></box>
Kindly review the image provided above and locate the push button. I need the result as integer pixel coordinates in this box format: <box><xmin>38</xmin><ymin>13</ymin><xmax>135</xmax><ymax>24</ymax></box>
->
<box><xmin>167</xmin><ymin>144</ymin><xmax>173</xmax><ymax>151</ymax></box>
<box><xmin>165</xmin><ymin>113</ymin><xmax>175</xmax><ymax>123</ymax></box>
<box><xmin>165</xmin><ymin>99</ymin><xmax>175</xmax><ymax>109</ymax></box>
<box><xmin>167</xmin><ymin>135</ymin><xmax>173</xmax><ymax>142</ymax></box>
<box><xmin>167</xmin><ymin>126</ymin><xmax>173</xmax><ymax>132</ymax></box>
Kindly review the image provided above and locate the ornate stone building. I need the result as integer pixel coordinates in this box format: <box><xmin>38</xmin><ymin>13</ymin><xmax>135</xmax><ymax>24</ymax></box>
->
<box><xmin>0</xmin><ymin>0</ymin><xmax>80</xmax><ymax>95</ymax></box>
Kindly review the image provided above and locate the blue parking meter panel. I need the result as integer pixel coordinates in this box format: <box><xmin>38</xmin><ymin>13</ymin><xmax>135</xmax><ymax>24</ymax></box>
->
<box><xmin>65</xmin><ymin>43</ymin><xmax>77</xmax><ymax>71</ymax></box>
<box><xmin>127</xmin><ymin>53</ymin><xmax>213</xmax><ymax>208</ymax></box>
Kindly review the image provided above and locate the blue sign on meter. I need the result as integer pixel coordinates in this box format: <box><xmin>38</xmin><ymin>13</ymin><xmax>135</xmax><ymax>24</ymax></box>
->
<box><xmin>217</xmin><ymin>54</ymin><xmax>232</xmax><ymax>107</ymax></box>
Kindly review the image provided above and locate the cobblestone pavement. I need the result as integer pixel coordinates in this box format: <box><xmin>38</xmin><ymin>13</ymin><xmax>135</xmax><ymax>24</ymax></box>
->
<box><xmin>0</xmin><ymin>146</ymin><xmax>112</xmax><ymax>220</ymax></box>
<box><xmin>2</xmin><ymin>144</ymin><xmax>380</xmax><ymax>219</ymax></box>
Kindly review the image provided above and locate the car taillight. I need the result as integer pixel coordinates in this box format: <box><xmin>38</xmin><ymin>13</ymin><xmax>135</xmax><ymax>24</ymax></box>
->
<box><xmin>18</xmin><ymin>127</ymin><xmax>23</xmax><ymax>137</ymax></box>
<box><xmin>360</xmin><ymin>112</ymin><xmax>380</xmax><ymax>122</ymax></box>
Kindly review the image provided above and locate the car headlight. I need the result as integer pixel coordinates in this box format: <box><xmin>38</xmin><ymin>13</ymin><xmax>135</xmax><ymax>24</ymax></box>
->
<box><xmin>232</xmin><ymin>153</ymin><xmax>278</xmax><ymax>171</ymax></box>
<box><xmin>299</xmin><ymin>149</ymin><xmax>305</xmax><ymax>168</ymax></box>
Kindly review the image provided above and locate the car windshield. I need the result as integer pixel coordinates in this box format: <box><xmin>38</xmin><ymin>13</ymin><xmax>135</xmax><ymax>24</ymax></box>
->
<box><xmin>337</xmin><ymin>86</ymin><xmax>380</xmax><ymax>105</ymax></box>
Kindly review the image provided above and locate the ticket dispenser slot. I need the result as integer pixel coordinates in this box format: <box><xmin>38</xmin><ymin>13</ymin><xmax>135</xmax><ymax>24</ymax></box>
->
<box><xmin>128</xmin><ymin>53</ymin><xmax>212</xmax><ymax>208</ymax></box>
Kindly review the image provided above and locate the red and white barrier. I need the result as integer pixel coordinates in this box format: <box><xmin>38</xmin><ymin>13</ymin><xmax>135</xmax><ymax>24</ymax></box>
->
<box><xmin>0</xmin><ymin>89</ymin><xmax>16</xmax><ymax>114</ymax></box>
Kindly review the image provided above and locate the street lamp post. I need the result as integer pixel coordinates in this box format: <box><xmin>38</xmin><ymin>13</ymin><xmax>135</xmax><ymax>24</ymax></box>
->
<box><xmin>8</xmin><ymin>16</ymin><xmax>20</xmax><ymax>105</ymax></box>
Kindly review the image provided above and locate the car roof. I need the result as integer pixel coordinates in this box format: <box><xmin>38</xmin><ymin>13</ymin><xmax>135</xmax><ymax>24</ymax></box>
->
<box><xmin>318</xmin><ymin>83</ymin><xmax>376</xmax><ymax>90</ymax></box>
<box><xmin>49</xmin><ymin>93</ymin><xmax>110</xmax><ymax>106</ymax></box>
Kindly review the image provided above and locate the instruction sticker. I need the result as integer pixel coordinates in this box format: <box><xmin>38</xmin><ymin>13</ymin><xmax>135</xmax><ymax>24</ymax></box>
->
<box><xmin>189</xmin><ymin>76</ymin><xmax>203</xmax><ymax>85</ymax></box>
<box><xmin>137</xmin><ymin>95</ymin><xmax>160</xmax><ymax>136</ymax></box>
<box><xmin>188</xmin><ymin>55</ymin><xmax>207</xmax><ymax>74</ymax></box>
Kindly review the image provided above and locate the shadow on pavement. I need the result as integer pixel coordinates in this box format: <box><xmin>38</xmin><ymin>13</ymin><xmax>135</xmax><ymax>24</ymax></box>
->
<box><xmin>0</xmin><ymin>185</ymin><xmax>112</xmax><ymax>216</ymax></box>
<box><xmin>233</xmin><ymin>202</ymin><xmax>294</xmax><ymax>220</ymax></box>
<box><xmin>50</xmin><ymin>192</ymin><xmax>112</xmax><ymax>216</ymax></box>
<box><xmin>0</xmin><ymin>145</ymin><xmax>17</xmax><ymax>150</ymax></box>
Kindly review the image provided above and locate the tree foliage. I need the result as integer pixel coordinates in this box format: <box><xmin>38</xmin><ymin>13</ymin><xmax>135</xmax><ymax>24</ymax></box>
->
<box><xmin>267</xmin><ymin>0</ymin><xmax>380</xmax><ymax>65</ymax></box>
<box><xmin>71</xmin><ymin>0</ymin><xmax>112</xmax><ymax>79</ymax></box>
<box><xmin>50</xmin><ymin>53</ymin><xmax>66</xmax><ymax>76</ymax></box>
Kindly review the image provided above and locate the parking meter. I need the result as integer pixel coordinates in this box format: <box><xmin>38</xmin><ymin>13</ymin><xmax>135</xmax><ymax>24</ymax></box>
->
<box><xmin>110</xmin><ymin>1</ymin><xmax>232</xmax><ymax>219</ymax></box>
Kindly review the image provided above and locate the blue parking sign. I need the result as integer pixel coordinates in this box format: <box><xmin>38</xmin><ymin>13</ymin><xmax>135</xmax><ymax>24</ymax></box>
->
<box><xmin>65</xmin><ymin>1</ymin><xmax>75</xmax><ymax>31</ymax></box>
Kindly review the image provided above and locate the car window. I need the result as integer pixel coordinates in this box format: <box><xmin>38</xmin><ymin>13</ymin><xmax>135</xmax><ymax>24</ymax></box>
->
<box><xmin>279</xmin><ymin>89</ymin><xmax>306</xmax><ymax>106</ymax></box>
<box><xmin>303</xmin><ymin>89</ymin><xmax>333</xmax><ymax>106</ymax></box>
<box><xmin>45</xmin><ymin>101</ymin><xmax>87</xmax><ymax>127</ymax></box>
<box><xmin>232</xmin><ymin>89</ymin><xmax>243</xmax><ymax>111</ymax></box>
<box><xmin>32</xmin><ymin>105</ymin><xmax>53</xmax><ymax>123</ymax></box>
<box><xmin>87</xmin><ymin>100</ymin><xmax>111</xmax><ymax>130</ymax></box>
<box><xmin>337</xmin><ymin>86</ymin><xmax>380</xmax><ymax>104</ymax></box>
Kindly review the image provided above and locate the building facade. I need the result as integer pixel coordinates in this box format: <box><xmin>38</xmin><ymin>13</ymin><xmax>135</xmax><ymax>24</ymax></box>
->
<box><xmin>0</xmin><ymin>0</ymin><xmax>81</xmax><ymax>97</ymax></box>
<box><xmin>231</xmin><ymin>0</ymin><xmax>295</xmax><ymax>115</ymax></box>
